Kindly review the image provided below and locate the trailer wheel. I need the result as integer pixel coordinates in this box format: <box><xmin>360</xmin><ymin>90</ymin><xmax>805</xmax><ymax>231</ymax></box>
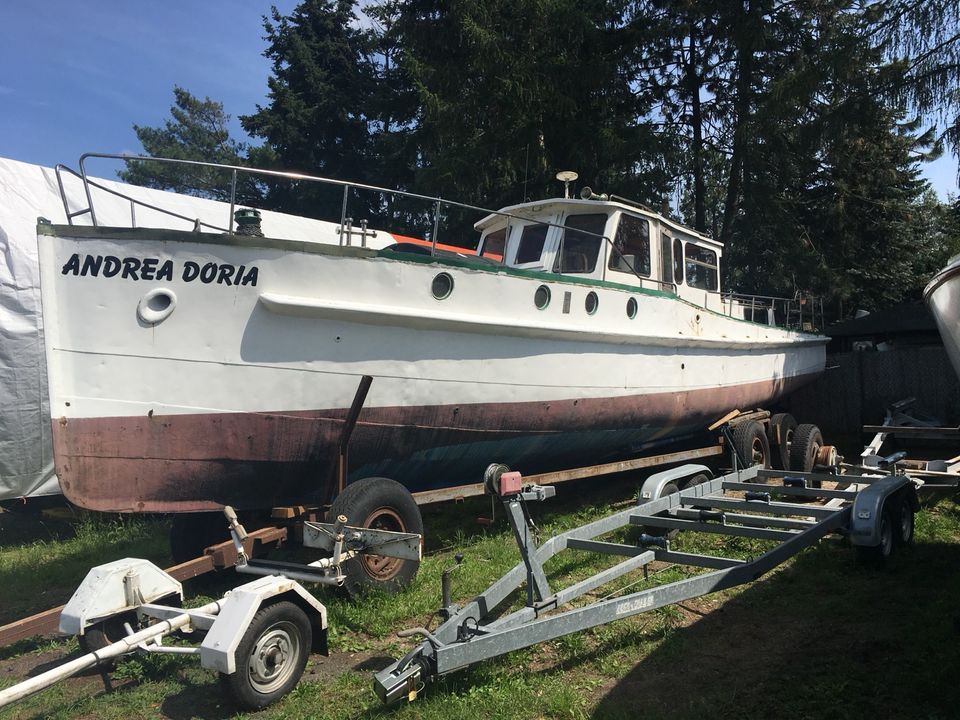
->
<box><xmin>856</xmin><ymin>507</ymin><xmax>895</xmax><ymax>567</ymax></box>
<box><xmin>731</xmin><ymin>421</ymin><xmax>770</xmax><ymax>469</ymax></box>
<box><xmin>642</xmin><ymin>482</ymin><xmax>679</xmax><ymax>538</ymax></box>
<box><xmin>222</xmin><ymin>600</ymin><xmax>311</xmax><ymax>710</ymax></box>
<box><xmin>789</xmin><ymin>424</ymin><xmax>824</xmax><ymax>488</ymax></box>
<box><xmin>767</xmin><ymin>413</ymin><xmax>797</xmax><ymax>471</ymax></box>
<box><xmin>78</xmin><ymin>611</ymin><xmax>139</xmax><ymax>655</ymax></box>
<box><xmin>893</xmin><ymin>495</ymin><xmax>915</xmax><ymax>546</ymax></box>
<box><xmin>328</xmin><ymin>477</ymin><xmax>423</xmax><ymax>596</ymax></box>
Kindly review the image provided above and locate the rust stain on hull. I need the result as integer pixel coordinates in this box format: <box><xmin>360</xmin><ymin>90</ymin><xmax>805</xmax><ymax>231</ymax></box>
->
<box><xmin>53</xmin><ymin>374</ymin><xmax>817</xmax><ymax>512</ymax></box>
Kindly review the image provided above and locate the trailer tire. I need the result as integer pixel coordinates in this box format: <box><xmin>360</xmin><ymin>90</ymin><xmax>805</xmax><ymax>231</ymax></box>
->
<box><xmin>856</xmin><ymin>506</ymin><xmax>895</xmax><ymax>567</ymax></box>
<box><xmin>641</xmin><ymin>481</ymin><xmax>680</xmax><ymax>538</ymax></box>
<box><xmin>731</xmin><ymin>421</ymin><xmax>770</xmax><ymax>469</ymax></box>
<box><xmin>678</xmin><ymin>472</ymin><xmax>710</xmax><ymax>490</ymax></box>
<box><xmin>767</xmin><ymin>413</ymin><xmax>798</xmax><ymax>471</ymax></box>
<box><xmin>78</xmin><ymin>611</ymin><xmax>139</xmax><ymax>656</ymax></box>
<box><xmin>328</xmin><ymin>477</ymin><xmax>423</xmax><ymax>596</ymax></box>
<box><xmin>789</xmin><ymin>424</ymin><xmax>824</xmax><ymax>488</ymax></box>
<box><xmin>893</xmin><ymin>494</ymin><xmax>915</xmax><ymax>546</ymax></box>
<box><xmin>221</xmin><ymin>600</ymin><xmax>311</xmax><ymax>710</ymax></box>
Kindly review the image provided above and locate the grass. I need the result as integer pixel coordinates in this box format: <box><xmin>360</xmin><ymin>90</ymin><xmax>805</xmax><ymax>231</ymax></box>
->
<box><xmin>1</xmin><ymin>480</ymin><xmax>960</xmax><ymax>720</ymax></box>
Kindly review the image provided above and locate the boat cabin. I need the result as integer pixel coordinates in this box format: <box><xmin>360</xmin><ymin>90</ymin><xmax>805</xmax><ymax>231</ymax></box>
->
<box><xmin>474</xmin><ymin>198</ymin><xmax>725</xmax><ymax>312</ymax></box>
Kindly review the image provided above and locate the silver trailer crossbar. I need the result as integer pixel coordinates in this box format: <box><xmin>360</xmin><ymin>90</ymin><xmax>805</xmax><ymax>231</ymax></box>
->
<box><xmin>374</xmin><ymin>463</ymin><xmax>919</xmax><ymax>704</ymax></box>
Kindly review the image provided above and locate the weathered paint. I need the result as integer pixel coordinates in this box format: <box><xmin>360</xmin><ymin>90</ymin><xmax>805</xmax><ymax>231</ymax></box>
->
<box><xmin>52</xmin><ymin>373</ymin><xmax>816</xmax><ymax>512</ymax></box>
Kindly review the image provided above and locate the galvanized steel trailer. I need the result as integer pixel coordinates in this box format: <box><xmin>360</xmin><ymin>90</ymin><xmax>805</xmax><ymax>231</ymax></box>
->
<box><xmin>374</xmin><ymin>460</ymin><xmax>920</xmax><ymax>704</ymax></box>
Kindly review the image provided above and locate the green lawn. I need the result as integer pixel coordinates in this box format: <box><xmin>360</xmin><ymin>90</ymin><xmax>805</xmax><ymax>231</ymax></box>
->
<box><xmin>1</xmin><ymin>480</ymin><xmax>959</xmax><ymax>720</ymax></box>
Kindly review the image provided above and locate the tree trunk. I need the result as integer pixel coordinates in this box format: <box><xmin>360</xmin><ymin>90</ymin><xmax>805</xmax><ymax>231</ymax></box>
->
<box><xmin>720</xmin><ymin>2</ymin><xmax>757</xmax><ymax>245</ymax></box>
<box><xmin>687</xmin><ymin>19</ymin><xmax>706</xmax><ymax>233</ymax></box>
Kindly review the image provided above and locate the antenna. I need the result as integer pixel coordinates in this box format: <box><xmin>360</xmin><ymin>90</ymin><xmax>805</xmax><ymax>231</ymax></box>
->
<box><xmin>556</xmin><ymin>171</ymin><xmax>578</xmax><ymax>199</ymax></box>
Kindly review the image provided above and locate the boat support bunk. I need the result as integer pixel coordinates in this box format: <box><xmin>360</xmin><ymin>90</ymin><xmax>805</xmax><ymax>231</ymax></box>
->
<box><xmin>374</xmin><ymin>459</ymin><xmax>920</xmax><ymax>704</ymax></box>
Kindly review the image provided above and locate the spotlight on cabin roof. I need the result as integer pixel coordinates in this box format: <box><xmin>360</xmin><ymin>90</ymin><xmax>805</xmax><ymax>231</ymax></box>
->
<box><xmin>580</xmin><ymin>186</ymin><xmax>609</xmax><ymax>202</ymax></box>
<box><xmin>555</xmin><ymin>170</ymin><xmax>578</xmax><ymax>199</ymax></box>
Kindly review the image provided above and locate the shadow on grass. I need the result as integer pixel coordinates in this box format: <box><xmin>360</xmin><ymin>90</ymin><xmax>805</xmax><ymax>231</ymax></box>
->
<box><xmin>591</xmin><ymin>538</ymin><xmax>960</xmax><ymax>720</ymax></box>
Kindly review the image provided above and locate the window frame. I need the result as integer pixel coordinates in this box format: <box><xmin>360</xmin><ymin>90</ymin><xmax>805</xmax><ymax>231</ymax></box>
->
<box><xmin>683</xmin><ymin>243</ymin><xmax>720</xmax><ymax>291</ymax></box>
<box><xmin>553</xmin><ymin>212</ymin><xmax>608</xmax><ymax>275</ymax></box>
<box><xmin>608</xmin><ymin>212</ymin><xmax>651</xmax><ymax>278</ymax></box>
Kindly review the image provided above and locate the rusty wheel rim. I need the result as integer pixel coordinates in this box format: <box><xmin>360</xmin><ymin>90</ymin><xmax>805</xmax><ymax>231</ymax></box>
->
<box><xmin>360</xmin><ymin>506</ymin><xmax>405</xmax><ymax>581</ymax></box>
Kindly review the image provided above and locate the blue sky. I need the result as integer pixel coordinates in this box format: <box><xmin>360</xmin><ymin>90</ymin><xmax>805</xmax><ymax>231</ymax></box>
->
<box><xmin>1</xmin><ymin>1</ymin><xmax>957</xmax><ymax>200</ymax></box>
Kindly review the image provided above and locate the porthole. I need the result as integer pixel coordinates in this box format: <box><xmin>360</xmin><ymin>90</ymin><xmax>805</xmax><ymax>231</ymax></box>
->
<box><xmin>585</xmin><ymin>291</ymin><xmax>599</xmax><ymax>315</ymax></box>
<box><xmin>534</xmin><ymin>284</ymin><xmax>551</xmax><ymax>310</ymax></box>
<box><xmin>626</xmin><ymin>297</ymin><xmax>638</xmax><ymax>319</ymax></box>
<box><xmin>137</xmin><ymin>288</ymin><xmax>177</xmax><ymax>325</ymax></box>
<box><xmin>431</xmin><ymin>272</ymin><xmax>454</xmax><ymax>300</ymax></box>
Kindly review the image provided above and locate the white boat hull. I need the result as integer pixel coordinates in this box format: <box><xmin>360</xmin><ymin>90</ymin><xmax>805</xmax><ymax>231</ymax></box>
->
<box><xmin>925</xmin><ymin>256</ymin><xmax>960</xmax><ymax>380</ymax></box>
<box><xmin>38</xmin><ymin>225</ymin><xmax>826</xmax><ymax>512</ymax></box>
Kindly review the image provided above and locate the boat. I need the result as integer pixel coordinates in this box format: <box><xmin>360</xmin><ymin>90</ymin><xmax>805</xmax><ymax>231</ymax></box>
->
<box><xmin>37</xmin><ymin>154</ymin><xmax>827</xmax><ymax>514</ymax></box>
<box><xmin>924</xmin><ymin>254</ymin><xmax>960</xmax><ymax>380</ymax></box>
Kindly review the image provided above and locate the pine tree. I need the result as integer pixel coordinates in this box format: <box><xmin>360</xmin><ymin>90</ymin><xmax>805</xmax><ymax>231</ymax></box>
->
<box><xmin>119</xmin><ymin>86</ymin><xmax>260</xmax><ymax>203</ymax></box>
<box><xmin>241</xmin><ymin>0</ymin><xmax>378</xmax><ymax>220</ymax></box>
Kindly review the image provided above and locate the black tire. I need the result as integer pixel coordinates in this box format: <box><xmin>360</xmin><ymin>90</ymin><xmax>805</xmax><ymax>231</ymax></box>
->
<box><xmin>78</xmin><ymin>612</ymin><xmax>138</xmax><ymax>655</ymax></box>
<box><xmin>169</xmin><ymin>512</ymin><xmax>232</xmax><ymax>564</ymax></box>
<box><xmin>856</xmin><ymin>507</ymin><xmax>895</xmax><ymax>567</ymax></box>
<box><xmin>789</xmin><ymin>423</ymin><xmax>824</xmax><ymax>488</ymax></box>
<box><xmin>731</xmin><ymin>420</ymin><xmax>771</xmax><ymax>469</ymax></box>
<box><xmin>642</xmin><ymin>481</ymin><xmax>679</xmax><ymax>538</ymax></box>
<box><xmin>328</xmin><ymin>477</ymin><xmax>423</xmax><ymax>596</ymax></box>
<box><xmin>893</xmin><ymin>494</ymin><xmax>915</xmax><ymax>546</ymax></box>
<box><xmin>767</xmin><ymin>413</ymin><xmax>798</xmax><ymax>471</ymax></box>
<box><xmin>678</xmin><ymin>472</ymin><xmax>710</xmax><ymax>490</ymax></box>
<box><xmin>221</xmin><ymin>600</ymin><xmax>311</xmax><ymax>710</ymax></box>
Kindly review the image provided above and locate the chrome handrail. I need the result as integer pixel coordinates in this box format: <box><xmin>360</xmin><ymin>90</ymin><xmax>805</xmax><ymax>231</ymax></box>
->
<box><xmin>721</xmin><ymin>292</ymin><xmax>824</xmax><ymax>332</ymax></box>
<box><xmin>55</xmin><ymin>163</ymin><xmax>230</xmax><ymax>233</ymax></box>
<box><xmin>65</xmin><ymin>152</ymin><xmax>676</xmax><ymax>293</ymax></box>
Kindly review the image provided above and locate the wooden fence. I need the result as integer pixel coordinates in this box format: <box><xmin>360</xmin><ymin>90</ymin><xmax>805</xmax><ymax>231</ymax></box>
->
<box><xmin>785</xmin><ymin>346</ymin><xmax>960</xmax><ymax>445</ymax></box>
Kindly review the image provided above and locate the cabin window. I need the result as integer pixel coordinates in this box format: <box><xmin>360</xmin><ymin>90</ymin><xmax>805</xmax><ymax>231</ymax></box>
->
<box><xmin>480</xmin><ymin>228</ymin><xmax>507</xmax><ymax>262</ymax></box>
<box><xmin>673</xmin><ymin>237</ymin><xmax>684</xmax><ymax>285</ymax></box>
<box><xmin>660</xmin><ymin>234</ymin><xmax>673</xmax><ymax>288</ymax></box>
<box><xmin>515</xmin><ymin>223</ymin><xmax>549</xmax><ymax>264</ymax></box>
<box><xmin>609</xmin><ymin>214</ymin><xmax>651</xmax><ymax>276</ymax></box>
<box><xmin>684</xmin><ymin>244</ymin><xmax>719</xmax><ymax>291</ymax></box>
<box><xmin>554</xmin><ymin>213</ymin><xmax>606</xmax><ymax>274</ymax></box>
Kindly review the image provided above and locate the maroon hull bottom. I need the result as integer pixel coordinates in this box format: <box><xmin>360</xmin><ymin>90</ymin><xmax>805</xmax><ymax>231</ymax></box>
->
<box><xmin>52</xmin><ymin>373</ymin><xmax>818</xmax><ymax>512</ymax></box>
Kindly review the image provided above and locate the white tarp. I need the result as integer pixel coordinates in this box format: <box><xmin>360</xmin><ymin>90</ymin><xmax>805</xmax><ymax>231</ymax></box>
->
<box><xmin>0</xmin><ymin>156</ymin><xmax>395</xmax><ymax>502</ymax></box>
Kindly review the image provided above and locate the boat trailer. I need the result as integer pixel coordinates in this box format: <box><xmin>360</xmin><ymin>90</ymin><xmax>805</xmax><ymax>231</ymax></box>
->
<box><xmin>374</xmin><ymin>459</ymin><xmax>920</xmax><ymax>704</ymax></box>
<box><xmin>0</xmin><ymin>513</ymin><xmax>420</xmax><ymax>711</ymax></box>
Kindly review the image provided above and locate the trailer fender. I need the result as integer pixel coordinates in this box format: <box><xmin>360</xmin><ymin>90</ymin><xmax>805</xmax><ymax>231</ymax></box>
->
<box><xmin>200</xmin><ymin>575</ymin><xmax>328</xmax><ymax>675</ymax></box>
<box><xmin>59</xmin><ymin>559</ymin><xmax>183</xmax><ymax>637</ymax></box>
<box><xmin>639</xmin><ymin>465</ymin><xmax>713</xmax><ymax>502</ymax></box>
<box><xmin>850</xmin><ymin>475</ymin><xmax>912</xmax><ymax>547</ymax></box>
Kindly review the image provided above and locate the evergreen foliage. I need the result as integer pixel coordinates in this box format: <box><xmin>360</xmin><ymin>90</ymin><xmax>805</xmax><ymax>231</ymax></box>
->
<box><xmin>120</xmin><ymin>0</ymin><xmax>960</xmax><ymax>317</ymax></box>
<box><xmin>119</xmin><ymin>87</ymin><xmax>261</xmax><ymax>203</ymax></box>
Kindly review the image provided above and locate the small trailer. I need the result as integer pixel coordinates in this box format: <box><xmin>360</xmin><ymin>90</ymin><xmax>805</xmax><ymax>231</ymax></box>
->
<box><xmin>0</xmin><ymin>514</ymin><xmax>420</xmax><ymax>711</ymax></box>
<box><xmin>374</xmin><ymin>457</ymin><xmax>920</xmax><ymax>704</ymax></box>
